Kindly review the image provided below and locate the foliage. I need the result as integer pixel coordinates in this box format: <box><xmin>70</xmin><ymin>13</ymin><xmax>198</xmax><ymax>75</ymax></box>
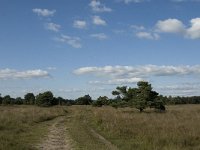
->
<box><xmin>2</xmin><ymin>95</ymin><xmax>12</xmax><ymax>105</ymax></box>
<box><xmin>0</xmin><ymin>94</ymin><xmax>2</xmax><ymax>104</ymax></box>
<box><xmin>24</xmin><ymin>93</ymin><xmax>35</xmax><ymax>105</ymax></box>
<box><xmin>36</xmin><ymin>91</ymin><xmax>54</xmax><ymax>107</ymax></box>
<box><xmin>112</xmin><ymin>81</ymin><xmax>165</xmax><ymax>112</ymax></box>
<box><xmin>15</xmin><ymin>97</ymin><xmax>23</xmax><ymax>105</ymax></box>
<box><xmin>75</xmin><ymin>94</ymin><xmax>92</xmax><ymax>105</ymax></box>
<box><xmin>92</xmin><ymin>96</ymin><xmax>110</xmax><ymax>107</ymax></box>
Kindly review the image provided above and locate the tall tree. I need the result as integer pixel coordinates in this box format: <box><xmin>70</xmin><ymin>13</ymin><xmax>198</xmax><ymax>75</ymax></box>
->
<box><xmin>24</xmin><ymin>93</ymin><xmax>35</xmax><ymax>105</ymax></box>
<box><xmin>112</xmin><ymin>86</ymin><xmax>131</xmax><ymax>101</ymax></box>
<box><xmin>36</xmin><ymin>91</ymin><xmax>54</xmax><ymax>106</ymax></box>
<box><xmin>76</xmin><ymin>94</ymin><xmax>92</xmax><ymax>105</ymax></box>
<box><xmin>2</xmin><ymin>95</ymin><xmax>11</xmax><ymax>105</ymax></box>
<box><xmin>0</xmin><ymin>94</ymin><xmax>2</xmax><ymax>104</ymax></box>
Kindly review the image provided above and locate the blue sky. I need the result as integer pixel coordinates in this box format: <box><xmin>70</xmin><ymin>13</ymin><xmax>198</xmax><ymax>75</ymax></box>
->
<box><xmin>1</xmin><ymin>0</ymin><xmax>200</xmax><ymax>99</ymax></box>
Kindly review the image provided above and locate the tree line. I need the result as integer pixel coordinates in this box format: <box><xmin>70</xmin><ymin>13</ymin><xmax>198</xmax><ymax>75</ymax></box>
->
<box><xmin>1</xmin><ymin>81</ymin><xmax>200</xmax><ymax>112</ymax></box>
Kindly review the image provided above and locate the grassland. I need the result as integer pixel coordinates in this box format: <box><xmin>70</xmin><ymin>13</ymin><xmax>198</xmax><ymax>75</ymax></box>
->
<box><xmin>0</xmin><ymin>105</ymin><xmax>200</xmax><ymax>150</ymax></box>
<box><xmin>67</xmin><ymin>105</ymin><xmax>200</xmax><ymax>150</ymax></box>
<box><xmin>0</xmin><ymin>105</ymin><xmax>68</xmax><ymax>150</ymax></box>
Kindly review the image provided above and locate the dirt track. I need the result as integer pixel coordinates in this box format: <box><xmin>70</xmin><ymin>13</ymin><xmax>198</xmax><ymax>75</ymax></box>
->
<box><xmin>35</xmin><ymin>116</ymin><xmax>73</xmax><ymax>150</ymax></box>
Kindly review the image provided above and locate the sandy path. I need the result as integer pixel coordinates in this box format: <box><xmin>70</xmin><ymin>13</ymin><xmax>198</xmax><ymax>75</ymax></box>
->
<box><xmin>35</xmin><ymin>116</ymin><xmax>73</xmax><ymax>150</ymax></box>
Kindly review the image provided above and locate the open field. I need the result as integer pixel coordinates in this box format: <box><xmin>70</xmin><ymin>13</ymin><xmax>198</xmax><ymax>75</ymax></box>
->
<box><xmin>67</xmin><ymin>105</ymin><xmax>200</xmax><ymax>150</ymax></box>
<box><xmin>0</xmin><ymin>105</ymin><xmax>200</xmax><ymax>150</ymax></box>
<box><xmin>0</xmin><ymin>105</ymin><xmax>68</xmax><ymax>150</ymax></box>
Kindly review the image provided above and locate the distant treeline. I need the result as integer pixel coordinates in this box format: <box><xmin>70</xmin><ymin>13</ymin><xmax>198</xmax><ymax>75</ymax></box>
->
<box><xmin>0</xmin><ymin>81</ymin><xmax>200</xmax><ymax>111</ymax></box>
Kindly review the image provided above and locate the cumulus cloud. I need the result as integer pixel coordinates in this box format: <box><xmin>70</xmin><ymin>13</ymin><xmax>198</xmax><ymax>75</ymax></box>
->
<box><xmin>186</xmin><ymin>18</ymin><xmax>200</xmax><ymax>39</ymax></box>
<box><xmin>156</xmin><ymin>83</ymin><xmax>200</xmax><ymax>96</ymax></box>
<box><xmin>130</xmin><ymin>25</ymin><xmax>145</xmax><ymax>30</ymax></box>
<box><xmin>74</xmin><ymin>65</ymin><xmax>200</xmax><ymax>85</ymax></box>
<box><xmin>32</xmin><ymin>8</ymin><xmax>56</xmax><ymax>17</ymax></box>
<box><xmin>74</xmin><ymin>65</ymin><xmax>200</xmax><ymax>78</ymax></box>
<box><xmin>156</xmin><ymin>18</ymin><xmax>185</xmax><ymax>34</ymax></box>
<box><xmin>121</xmin><ymin>0</ymin><xmax>149</xmax><ymax>4</ymax></box>
<box><xmin>73</xmin><ymin>20</ymin><xmax>87</xmax><ymax>29</ymax></box>
<box><xmin>45</xmin><ymin>23</ymin><xmax>61</xmax><ymax>32</ymax></box>
<box><xmin>90</xmin><ymin>33</ymin><xmax>108</xmax><ymax>40</ymax></box>
<box><xmin>55</xmin><ymin>34</ymin><xmax>82</xmax><ymax>48</ymax></box>
<box><xmin>89</xmin><ymin>77</ymin><xmax>143</xmax><ymax>85</ymax></box>
<box><xmin>47</xmin><ymin>67</ymin><xmax>56</xmax><ymax>70</ymax></box>
<box><xmin>136</xmin><ymin>32</ymin><xmax>160</xmax><ymax>40</ymax></box>
<box><xmin>89</xmin><ymin>0</ymin><xmax>112</xmax><ymax>12</ymax></box>
<box><xmin>171</xmin><ymin>0</ymin><xmax>200</xmax><ymax>2</ymax></box>
<box><xmin>0</xmin><ymin>69</ymin><xmax>50</xmax><ymax>80</ymax></box>
<box><xmin>155</xmin><ymin>18</ymin><xmax>200</xmax><ymax>39</ymax></box>
<box><xmin>92</xmin><ymin>16</ymin><xmax>107</xmax><ymax>26</ymax></box>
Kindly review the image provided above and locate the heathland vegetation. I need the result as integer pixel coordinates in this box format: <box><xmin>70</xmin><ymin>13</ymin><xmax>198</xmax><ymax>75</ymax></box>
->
<box><xmin>0</xmin><ymin>81</ymin><xmax>200</xmax><ymax>149</ymax></box>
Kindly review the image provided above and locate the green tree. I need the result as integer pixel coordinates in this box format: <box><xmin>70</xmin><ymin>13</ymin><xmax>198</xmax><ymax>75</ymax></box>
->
<box><xmin>0</xmin><ymin>94</ymin><xmax>2</xmax><ymax>104</ymax></box>
<box><xmin>93</xmin><ymin>96</ymin><xmax>109</xmax><ymax>107</ymax></box>
<box><xmin>76</xmin><ymin>94</ymin><xmax>92</xmax><ymax>105</ymax></box>
<box><xmin>36</xmin><ymin>91</ymin><xmax>54</xmax><ymax>107</ymax></box>
<box><xmin>2</xmin><ymin>95</ymin><xmax>11</xmax><ymax>105</ymax></box>
<box><xmin>133</xmin><ymin>81</ymin><xmax>162</xmax><ymax>112</ymax></box>
<box><xmin>15</xmin><ymin>97</ymin><xmax>23</xmax><ymax>105</ymax></box>
<box><xmin>112</xmin><ymin>86</ymin><xmax>130</xmax><ymax>101</ymax></box>
<box><xmin>24</xmin><ymin>93</ymin><xmax>35</xmax><ymax>105</ymax></box>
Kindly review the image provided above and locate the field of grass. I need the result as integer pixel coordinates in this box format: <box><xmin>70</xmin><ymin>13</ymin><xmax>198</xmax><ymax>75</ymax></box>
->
<box><xmin>0</xmin><ymin>105</ymin><xmax>68</xmax><ymax>150</ymax></box>
<box><xmin>0</xmin><ymin>105</ymin><xmax>200</xmax><ymax>150</ymax></box>
<box><xmin>67</xmin><ymin>105</ymin><xmax>200</xmax><ymax>150</ymax></box>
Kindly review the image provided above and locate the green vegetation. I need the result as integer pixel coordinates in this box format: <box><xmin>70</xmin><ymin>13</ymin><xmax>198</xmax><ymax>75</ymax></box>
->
<box><xmin>0</xmin><ymin>81</ymin><xmax>200</xmax><ymax>108</ymax></box>
<box><xmin>111</xmin><ymin>81</ymin><xmax>165</xmax><ymax>112</ymax></box>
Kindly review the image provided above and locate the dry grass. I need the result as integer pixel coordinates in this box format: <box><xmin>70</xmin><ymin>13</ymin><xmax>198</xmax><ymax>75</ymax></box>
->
<box><xmin>89</xmin><ymin>105</ymin><xmax>200</xmax><ymax>150</ymax></box>
<box><xmin>0</xmin><ymin>105</ymin><xmax>67</xmax><ymax>150</ymax></box>
<box><xmin>0</xmin><ymin>105</ymin><xmax>200</xmax><ymax>150</ymax></box>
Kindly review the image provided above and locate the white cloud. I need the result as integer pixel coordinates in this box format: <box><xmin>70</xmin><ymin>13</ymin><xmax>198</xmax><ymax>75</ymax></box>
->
<box><xmin>131</xmin><ymin>25</ymin><xmax>145</xmax><ymax>30</ymax></box>
<box><xmin>171</xmin><ymin>0</ymin><xmax>200</xmax><ymax>2</ymax></box>
<box><xmin>121</xmin><ymin>0</ymin><xmax>149</xmax><ymax>4</ymax></box>
<box><xmin>155</xmin><ymin>18</ymin><xmax>200</xmax><ymax>39</ymax></box>
<box><xmin>47</xmin><ymin>67</ymin><xmax>56</xmax><ymax>70</ymax></box>
<box><xmin>136</xmin><ymin>32</ymin><xmax>160</xmax><ymax>40</ymax></box>
<box><xmin>89</xmin><ymin>0</ymin><xmax>112</xmax><ymax>12</ymax></box>
<box><xmin>74</xmin><ymin>65</ymin><xmax>200</xmax><ymax>78</ymax></box>
<box><xmin>90</xmin><ymin>33</ymin><xmax>108</xmax><ymax>40</ymax></box>
<box><xmin>156</xmin><ymin>83</ymin><xmax>200</xmax><ymax>96</ymax></box>
<box><xmin>156</xmin><ymin>18</ymin><xmax>185</xmax><ymax>34</ymax></box>
<box><xmin>73</xmin><ymin>20</ymin><xmax>87</xmax><ymax>29</ymax></box>
<box><xmin>92</xmin><ymin>16</ymin><xmax>107</xmax><ymax>26</ymax></box>
<box><xmin>0</xmin><ymin>69</ymin><xmax>50</xmax><ymax>80</ymax></box>
<box><xmin>55</xmin><ymin>34</ymin><xmax>82</xmax><ymax>48</ymax></box>
<box><xmin>45</xmin><ymin>23</ymin><xmax>61</xmax><ymax>32</ymax></box>
<box><xmin>186</xmin><ymin>18</ymin><xmax>200</xmax><ymax>39</ymax></box>
<box><xmin>89</xmin><ymin>77</ymin><xmax>143</xmax><ymax>85</ymax></box>
<box><xmin>74</xmin><ymin>65</ymin><xmax>200</xmax><ymax>86</ymax></box>
<box><xmin>32</xmin><ymin>8</ymin><xmax>56</xmax><ymax>17</ymax></box>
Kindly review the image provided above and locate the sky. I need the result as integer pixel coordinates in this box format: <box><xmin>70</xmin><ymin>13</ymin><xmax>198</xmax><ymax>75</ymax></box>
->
<box><xmin>1</xmin><ymin>0</ymin><xmax>200</xmax><ymax>99</ymax></box>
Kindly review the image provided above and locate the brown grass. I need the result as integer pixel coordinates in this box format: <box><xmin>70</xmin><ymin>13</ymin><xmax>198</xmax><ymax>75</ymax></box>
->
<box><xmin>67</xmin><ymin>105</ymin><xmax>200</xmax><ymax>150</ymax></box>
<box><xmin>90</xmin><ymin>105</ymin><xmax>200</xmax><ymax>150</ymax></box>
<box><xmin>0</xmin><ymin>105</ymin><xmax>67</xmax><ymax>150</ymax></box>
